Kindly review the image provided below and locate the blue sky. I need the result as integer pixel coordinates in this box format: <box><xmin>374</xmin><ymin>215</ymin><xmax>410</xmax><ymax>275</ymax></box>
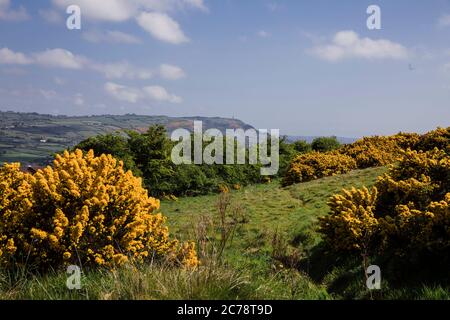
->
<box><xmin>0</xmin><ymin>0</ymin><xmax>449</xmax><ymax>137</ymax></box>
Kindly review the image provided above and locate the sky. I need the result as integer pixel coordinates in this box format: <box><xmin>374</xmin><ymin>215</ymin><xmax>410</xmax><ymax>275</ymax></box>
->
<box><xmin>0</xmin><ymin>0</ymin><xmax>450</xmax><ymax>137</ymax></box>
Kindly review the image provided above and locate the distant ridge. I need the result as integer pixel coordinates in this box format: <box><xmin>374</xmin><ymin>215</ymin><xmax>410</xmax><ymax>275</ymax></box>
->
<box><xmin>0</xmin><ymin>111</ymin><xmax>255</xmax><ymax>165</ymax></box>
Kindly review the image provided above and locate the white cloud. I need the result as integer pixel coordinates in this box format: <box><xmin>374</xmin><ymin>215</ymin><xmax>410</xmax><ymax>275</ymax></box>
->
<box><xmin>0</xmin><ymin>0</ymin><xmax>29</xmax><ymax>22</ymax></box>
<box><xmin>310</xmin><ymin>30</ymin><xmax>409</xmax><ymax>62</ymax></box>
<box><xmin>143</xmin><ymin>85</ymin><xmax>182</xmax><ymax>103</ymax></box>
<box><xmin>105</xmin><ymin>82</ymin><xmax>182</xmax><ymax>104</ymax></box>
<box><xmin>159</xmin><ymin>64</ymin><xmax>186</xmax><ymax>80</ymax></box>
<box><xmin>52</xmin><ymin>0</ymin><xmax>206</xmax><ymax>44</ymax></box>
<box><xmin>52</xmin><ymin>0</ymin><xmax>134</xmax><ymax>22</ymax></box>
<box><xmin>257</xmin><ymin>30</ymin><xmax>271</xmax><ymax>38</ymax></box>
<box><xmin>53</xmin><ymin>0</ymin><xmax>207</xmax><ymax>20</ymax></box>
<box><xmin>82</xmin><ymin>30</ymin><xmax>142</xmax><ymax>44</ymax></box>
<box><xmin>438</xmin><ymin>14</ymin><xmax>450</xmax><ymax>27</ymax></box>
<box><xmin>33</xmin><ymin>49</ymin><xmax>86</xmax><ymax>69</ymax></box>
<box><xmin>0</xmin><ymin>48</ymin><xmax>33</xmax><ymax>65</ymax></box>
<box><xmin>105</xmin><ymin>82</ymin><xmax>141</xmax><ymax>103</ymax></box>
<box><xmin>0</xmin><ymin>47</ymin><xmax>184</xmax><ymax>81</ymax></box>
<box><xmin>91</xmin><ymin>61</ymin><xmax>153</xmax><ymax>80</ymax></box>
<box><xmin>136</xmin><ymin>12</ymin><xmax>189</xmax><ymax>44</ymax></box>
<box><xmin>182</xmin><ymin>0</ymin><xmax>208</xmax><ymax>12</ymax></box>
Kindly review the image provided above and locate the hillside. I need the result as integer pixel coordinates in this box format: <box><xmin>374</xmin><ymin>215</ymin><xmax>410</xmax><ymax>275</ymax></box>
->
<box><xmin>0</xmin><ymin>111</ymin><xmax>255</xmax><ymax>165</ymax></box>
<box><xmin>0</xmin><ymin>167</ymin><xmax>386</xmax><ymax>299</ymax></box>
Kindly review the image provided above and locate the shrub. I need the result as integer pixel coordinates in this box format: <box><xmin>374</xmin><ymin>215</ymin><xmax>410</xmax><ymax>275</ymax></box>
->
<box><xmin>319</xmin><ymin>187</ymin><xmax>379</xmax><ymax>252</ymax></box>
<box><xmin>0</xmin><ymin>150</ymin><xmax>199</xmax><ymax>271</ymax></box>
<box><xmin>341</xmin><ymin>136</ymin><xmax>402</xmax><ymax>169</ymax></box>
<box><xmin>319</xmin><ymin>148</ymin><xmax>450</xmax><ymax>261</ymax></box>
<box><xmin>311</xmin><ymin>136</ymin><xmax>341</xmax><ymax>153</ymax></box>
<box><xmin>415</xmin><ymin>127</ymin><xmax>450</xmax><ymax>153</ymax></box>
<box><xmin>292</xmin><ymin>140</ymin><xmax>312</xmax><ymax>154</ymax></box>
<box><xmin>75</xmin><ymin>126</ymin><xmax>265</xmax><ymax>197</ymax></box>
<box><xmin>282</xmin><ymin>152</ymin><xmax>357</xmax><ymax>186</ymax></box>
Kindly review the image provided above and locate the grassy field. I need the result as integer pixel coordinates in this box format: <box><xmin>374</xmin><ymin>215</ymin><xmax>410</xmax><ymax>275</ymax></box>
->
<box><xmin>0</xmin><ymin>166</ymin><xmax>448</xmax><ymax>300</ymax></box>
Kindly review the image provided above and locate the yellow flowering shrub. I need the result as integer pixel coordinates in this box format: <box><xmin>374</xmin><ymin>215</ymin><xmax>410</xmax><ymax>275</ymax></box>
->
<box><xmin>319</xmin><ymin>187</ymin><xmax>379</xmax><ymax>252</ymax></box>
<box><xmin>415</xmin><ymin>127</ymin><xmax>450</xmax><ymax>153</ymax></box>
<box><xmin>0</xmin><ymin>150</ymin><xmax>198</xmax><ymax>270</ymax></box>
<box><xmin>319</xmin><ymin>148</ymin><xmax>450</xmax><ymax>258</ymax></box>
<box><xmin>341</xmin><ymin>135</ymin><xmax>404</xmax><ymax>169</ymax></box>
<box><xmin>283</xmin><ymin>151</ymin><xmax>356</xmax><ymax>186</ymax></box>
<box><xmin>379</xmin><ymin>194</ymin><xmax>450</xmax><ymax>253</ymax></box>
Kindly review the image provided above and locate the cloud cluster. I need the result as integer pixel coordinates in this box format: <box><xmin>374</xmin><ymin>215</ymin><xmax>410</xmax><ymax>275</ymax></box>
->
<box><xmin>0</xmin><ymin>0</ymin><xmax>29</xmax><ymax>22</ymax></box>
<box><xmin>105</xmin><ymin>82</ymin><xmax>182</xmax><ymax>104</ymax></box>
<box><xmin>136</xmin><ymin>12</ymin><xmax>189</xmax><ymax>44</ymax></box>
<box><xmin>310</xmin><ymin>30</ymin><xmax>409</xmax><ymax>62</ymax></box>
<box><xmin>51</xmin><ymin>0</ymin><xmax>207</xmax><ymax>44</ymax></box>
<box><xmin>0</xmin><ymin>47</ymin><xmax>185</xmax><ymax>81</ymax></box>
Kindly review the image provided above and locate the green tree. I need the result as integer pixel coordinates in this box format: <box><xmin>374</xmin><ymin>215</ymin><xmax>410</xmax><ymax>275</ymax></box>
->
<box><xmin>311</xmin><ymin>136</ymin><xmax>341</xmax><ymax>152</ymax></box>
<box><xmin>292</xmin><ymin>140</ymin><xmax>312</xmax><ymax>154</ymax></box>
<box><xmin>74</xmin><ymin>133</ymin><xmax>140</xmax><ymax>176</ymax></box>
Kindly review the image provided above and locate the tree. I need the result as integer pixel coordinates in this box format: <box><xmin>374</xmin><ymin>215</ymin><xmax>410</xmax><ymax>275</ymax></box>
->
<box><xmin>74</xmin><ymin>133</ymin><xmax>140</xmax><ymax>176</ymax></box>
<box><xmin>311</xmin><ymin>136</ymin><xmax>341</xmax><ymax>152</ymax></box>
<box><xmin>292</xmin><ymin>140</ymin><xmax>311</xmax><ymax>154</ymax></box>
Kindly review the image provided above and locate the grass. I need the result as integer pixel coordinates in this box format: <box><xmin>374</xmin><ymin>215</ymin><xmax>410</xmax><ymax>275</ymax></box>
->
<box><xmin>0</xmin><ymin>166</ymin><xmax>448</xmax><ymax>300</ymax></box>
<box><xmin>162</xmin><ymin>166</ymin><xmax>388</xmax><ymax>262</ymax></box>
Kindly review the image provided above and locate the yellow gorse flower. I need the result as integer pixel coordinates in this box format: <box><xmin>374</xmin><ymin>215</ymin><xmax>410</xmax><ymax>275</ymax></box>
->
<box><xmin>0</xmin><ymin>149</ymin><xmax>198</xmax><ymax>270</ymax></box>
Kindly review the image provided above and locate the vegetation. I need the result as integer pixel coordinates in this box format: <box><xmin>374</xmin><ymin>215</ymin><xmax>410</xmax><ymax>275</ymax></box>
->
<box><xmin>0</xmin><ymin>111</ymin><xmax>254</xmax><ymax>166</ymax></box>
<box><xmin>0</xmin><ymin>125</ymin><xmax>448</xmax><ymax>300</ymax></box>
<box><xmin>283</xmin><ymin>127</ymin><xmax>450</xmax><ymax>186</ymax></box>
<box><xmin>311</xmin><ymin>136</ymin><xmax>341</xmax><ymax>153</ymax></box>
<box><xmin>75</xmin><ymin>126</ymin><xmax>301</xmax><ymax>198</ymax></box>
<box><xmin>0</xmin><ymin>150</ymin><xmax>198</xmax><ymax>271</ymax></box>
<box><xmin>283</xmin><ymin>152</ymin><xmax>357</xmax><ymax>186</ymax></box>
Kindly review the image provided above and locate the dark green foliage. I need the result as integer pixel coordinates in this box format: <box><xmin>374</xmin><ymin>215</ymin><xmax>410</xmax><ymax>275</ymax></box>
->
<box><xmin>292</xmin><ymin>140</ymin><xmax>312</xmax><ymax>154</ymax></box>
<box><xmin>75</xmin><ymin>133</ymin><xmax>141</xmax><ymax>177</ymax></box>
<box><xmin>74</xmin><ymin>125</ymin><xmax>270</xmax><ymax>197</ymax></box>
<box><xmin>311</xmin><ymin>136</ymin><xmax>341</xmax><ymax>152</ymax></box>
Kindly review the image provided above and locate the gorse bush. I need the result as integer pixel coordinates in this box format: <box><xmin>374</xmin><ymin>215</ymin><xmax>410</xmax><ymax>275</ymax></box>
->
<box><xmin>283</xmin><ymin>127</ymin><xmax>449</xmax><ymax>186</ymax></box>
<box><xmin>0</xmin><ymin>150</ymin><xmax>199</xmax><ymax>271</ymax></box>
<box><xmin>340</xmin><ymin>135</ymin><xmax>402</xmax><ymax>169</ymax></box>
<box><xmin>414</xmin><ymin>127</ymin><xmax>450</xmax><ymax>153</ymax></box>
<box><xmin>282</xmin><ymin>151</ymin><xmax>357</xmax><ymax>186</ymax></box>
<box><xmin>320</xmin><ymin>186</ymin><xmax>379</xmax><ymax>252</ymax></box>
<box><xmin>319</xmin><ymin>148</ymin><xmax>450</xmax><ymax>262</ymax></box>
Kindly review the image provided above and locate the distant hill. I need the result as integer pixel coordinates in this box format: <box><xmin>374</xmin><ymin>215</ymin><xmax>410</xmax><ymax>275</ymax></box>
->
<box><xmin>286</xmin><ymin>135</ymin><xmax>357</xmax><ymax>145</ymax></box>
<box><xmin>0</xmin><ymin>111</ymin><xmax>255</xmax><ymax>165</ymax></box>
